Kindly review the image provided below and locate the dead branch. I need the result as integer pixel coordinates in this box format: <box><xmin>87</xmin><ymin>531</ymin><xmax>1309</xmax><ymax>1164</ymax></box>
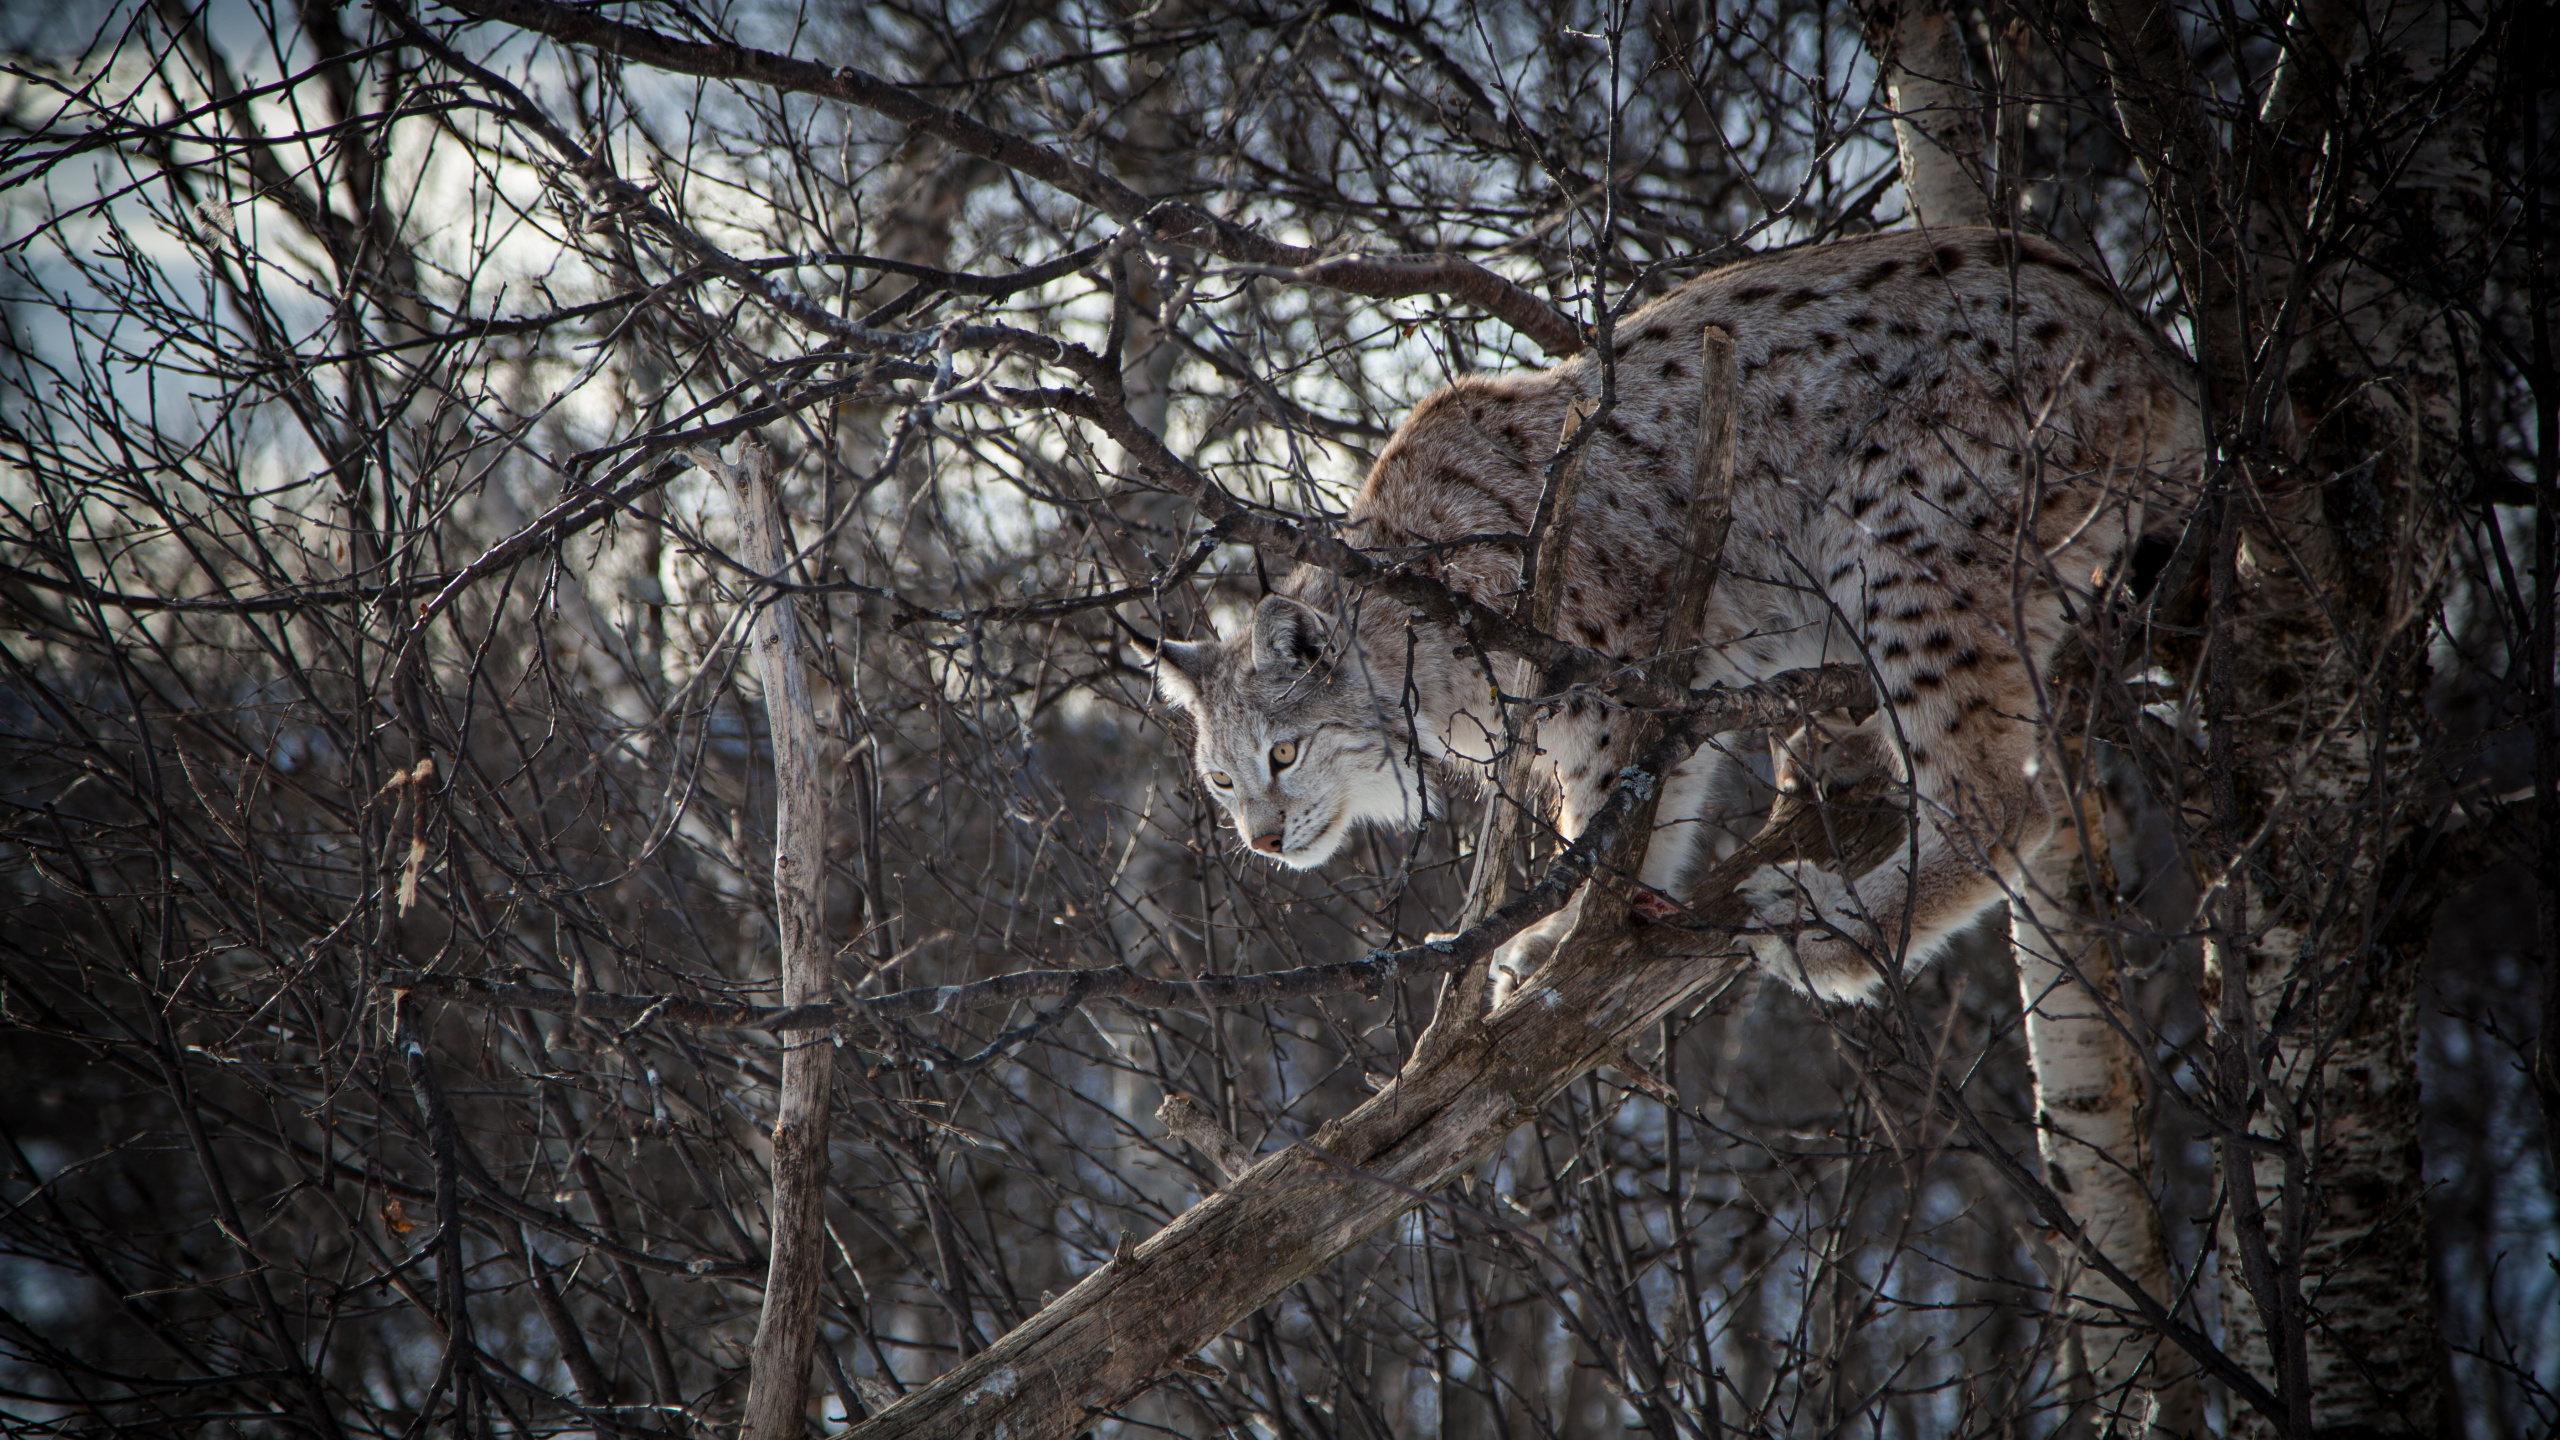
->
<box><xmin>1155</xmin><ymin>1095</ymin><xmax>1256</xmax><ymax>1182</ymax></box>
<box><xmin>689</xmin><ymin>441</ymin><xmax>838</xmax><ymax>1440</ymax></box>
<box><xmin>1584</xmin><ymin>325</ymin><xmax>1744</xmax><ymax>899</ymax></box>
<box><xmin>1654</xmin><ymin>327</ymin><xmax>1740</xmax><ymax>687</ymax></box>
<box><xmin>2081</xmin><ymin>0</ymin><xmax>2247</xmax><ymax>400</ymax></box>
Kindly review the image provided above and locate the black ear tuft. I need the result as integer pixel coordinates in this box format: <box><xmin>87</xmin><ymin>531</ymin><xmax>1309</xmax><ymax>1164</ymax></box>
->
<box><xmin>1251</xmin><ymin>595</ymin><xmax>1330</xmax><ymax>673</ymax></box>
<box><xmin>1108</xmin><ymin>608</ymin><xmax>1167</xmax><ymax>655</ymax></box>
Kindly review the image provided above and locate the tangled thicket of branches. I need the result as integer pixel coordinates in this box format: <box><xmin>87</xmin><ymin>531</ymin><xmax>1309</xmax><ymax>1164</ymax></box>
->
<box><xmin>0</xmin><ymin>0</ymin><xmax>2551</xmax><ymax>1437</ymax></box>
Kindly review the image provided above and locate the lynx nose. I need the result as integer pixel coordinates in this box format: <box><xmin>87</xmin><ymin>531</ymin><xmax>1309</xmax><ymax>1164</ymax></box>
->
<box><xmin>1251</xmin><ymin>831</ymin><xmax>1285</xmax><ymax>855</ymax></box>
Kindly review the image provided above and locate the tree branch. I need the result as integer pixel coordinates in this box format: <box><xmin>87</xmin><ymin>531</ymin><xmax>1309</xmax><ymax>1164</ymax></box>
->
<box><xmin>1155</xmin><ymin>1095</ymin><xmax>1256</xmax><ymax>1182</ymax></box>
<box><xmin>1589</xmin><ymin>324</ymin><xmax>1743</xmax><ymax>897</ymax></box>
<box><xmin>430</xmin><ymin>0</ymin><xmax>1584</xmax><ymax>355</ymax></box>
<box><xmin>689</xmin><ymin>441</ymin><xmax>837</xmax><ymax>1440</ymax></box>
<box><xmin>2081</xmin><ymin>0</ymin><xmax>2246</xmax><ymax>406</ymax></box>
<box><xmin>835</xmin><ymin>781</ymin><xmax>1907</xmax><ymax>1440</ymax></box>
<box><xmin>992</xmin><ymin>379</ymin><xmax>1765</xmax><ymax>717</ymax></box>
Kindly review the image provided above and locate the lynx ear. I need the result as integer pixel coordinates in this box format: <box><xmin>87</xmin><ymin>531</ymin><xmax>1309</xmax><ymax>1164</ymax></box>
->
<box><xmin>1251</xmin><ymin>595</ymin><xmax>1330</xmax><ymax>674</ymax></box>
<box><xmin>1152</xmin><ymin>639</ymin><xmax>1219</xmax><ymax>710</ymax></box>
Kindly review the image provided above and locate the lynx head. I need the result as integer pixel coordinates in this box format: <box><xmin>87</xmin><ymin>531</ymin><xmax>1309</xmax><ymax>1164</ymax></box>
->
<box><xmin>1153</xmin><ymin>594</ymin><xmax>1425</xmax><ymax>868</ymax></box>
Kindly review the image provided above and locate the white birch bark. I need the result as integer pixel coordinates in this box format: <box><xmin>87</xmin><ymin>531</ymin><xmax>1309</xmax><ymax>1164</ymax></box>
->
<box><xmin>2208</xmin><ymin>0</ymin><xmax>2481</xmax><ymax>1429</ymax></box>
<box><xmin>2013</xmin><ymin>783</ymin><xmax>2200</xmax><ymax>1438</ymax></box>
<box><xmin>2076</xmin><ymin>0</ymin><xmax>2480</xmax><ymax>1425</ymax></box>
<box><xmin>2211</xmin><ymin>575</ymin><xmax>2450</xmax><ymax>1437</ymax></box>
<box><xmin>2215</xmin><ymin>883</ymin><xmax>2443</xmax><ymax>1438</ymax></box>
<box><xmin>1861</xmin><ymin>0</ymin><xmax>1993</xmax><ymax>228</ymax></box>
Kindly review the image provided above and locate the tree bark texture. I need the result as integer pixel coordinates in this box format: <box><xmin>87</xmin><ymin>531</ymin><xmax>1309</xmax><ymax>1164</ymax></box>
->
<box><xmin>2012</xmin><ymin>786</ymin><xmax>2200</xmax><ymax>1438</ymax></box>
<box><xmin>699</xmin><ymin>442</ymin><xmax>840</xmax><ymax>1440</ymax></box>
<box><xmin>2072</xmin><ymin>0</ymin><xmax>2484</xmax><ymax>1430</ymax></box>
<box><xmin>2212</xmin><ymin>585</ymin><xmax>2449</xmax><ymax>1440</ymax></box>
<box><xmin>1857</xmin><ymin>0</ymin><xmax>1993</xmax><ymax>229</ymax></box>
<box><xmin>2207</xmin><ymin>1</ymin><xmax>2484</xmax><ymax>1433</ymax></box>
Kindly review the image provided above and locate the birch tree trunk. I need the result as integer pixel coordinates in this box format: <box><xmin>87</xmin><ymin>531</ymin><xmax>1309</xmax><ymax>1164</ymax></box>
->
<box><xmin>698</xmin><ymin>441</ymin><xmax>840</xmax><ymax>1440</ymax></box>
<box><xmin>2074</xmin><ymin>0</ymin><xmax>2488</xmax><ymax>1426</ymax></box>
<box><xmin>2200</xmin><ymin>0</ymin><xmax>2483</xmax><ymax>1430</ymax></box>
<box><xmin>1856</xmin><ymin>0</ymin><xmax>1993</xmax><ymax>228</ymax></box>
<box><xmin>2013</xmin><ymin>776</ymin><xmax>2201</xmax><ymax>1438</ymax></box>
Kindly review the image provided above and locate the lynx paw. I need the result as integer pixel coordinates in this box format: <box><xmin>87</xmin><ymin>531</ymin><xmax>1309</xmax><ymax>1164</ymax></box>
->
<box><xmin>1489</xmin><ymin>896</ymin><xmax>1581</xmax><ymax>1007</ymax></box>
<box><xmin>1738</xmin><ymin>862</ymin><xmax>1884</xmax><ymax>1003</ymax></box>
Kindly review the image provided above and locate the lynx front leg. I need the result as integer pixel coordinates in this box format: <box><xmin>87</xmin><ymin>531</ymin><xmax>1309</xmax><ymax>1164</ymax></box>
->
<box><xmin>1493</xmin><ymin>738</ymin><xmax>1762</xmax><ymax>1008</ymax></box>
<box><xmin>1631</xmin><ymin>739</ymin><xmax>1766</xmax><ymax>914</ymax></box>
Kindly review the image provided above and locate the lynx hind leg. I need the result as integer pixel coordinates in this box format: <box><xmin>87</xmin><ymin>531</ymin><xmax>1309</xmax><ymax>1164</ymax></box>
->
<box><xmin>1637</xmin><ymin>739</ymin><xmax>1771</xmax><ymax>905</ymax></box>
<box><xmin>1746</xmin><ymin>713</ymin><xmax>2053</xmax><ymax>1003</ymax></box>
<box><xmin>1743</xmin><ymin>840</ymin><xmax>2023</xmax><ymax>1001</ymax></box>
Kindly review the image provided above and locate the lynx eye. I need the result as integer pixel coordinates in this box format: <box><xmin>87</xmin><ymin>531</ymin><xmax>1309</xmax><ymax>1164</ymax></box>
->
<box><xmin>1207</xmin><ymin>771</ymin><xmax>1234</xmax><ymax>789</ymax></box>
<box><xmin>1270</xmin><ymin>741</ymin><xmax>1299</xmax><ymax>769</ymax></box>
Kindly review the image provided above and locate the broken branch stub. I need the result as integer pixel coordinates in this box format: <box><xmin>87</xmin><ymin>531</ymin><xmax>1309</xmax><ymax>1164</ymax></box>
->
<box><xmin>1156</xmin><ymin>1094</ymin><xmax>1256</xmax><ymax>1182</ymax></box>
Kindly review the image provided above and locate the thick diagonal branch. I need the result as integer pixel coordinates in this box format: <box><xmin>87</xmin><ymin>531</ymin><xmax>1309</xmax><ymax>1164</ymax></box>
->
<box><xmin>833</xmin><ymin>790</ymin><xmax>1902</xmax><ymax>1440</ymax></box>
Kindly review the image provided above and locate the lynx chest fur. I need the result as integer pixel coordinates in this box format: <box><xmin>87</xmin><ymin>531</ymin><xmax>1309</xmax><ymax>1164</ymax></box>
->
<box><xmin>1157</xmin><ymin>228</ymin><xmax>2200</xmax><ymax>1001</ymax></box>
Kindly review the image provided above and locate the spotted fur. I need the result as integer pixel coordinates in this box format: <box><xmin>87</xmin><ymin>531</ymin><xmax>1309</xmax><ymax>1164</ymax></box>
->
<box><xmin>1158</xmin><ymin>228</ymin><xmax>2200</xmax><ymax>1001</ymax></box>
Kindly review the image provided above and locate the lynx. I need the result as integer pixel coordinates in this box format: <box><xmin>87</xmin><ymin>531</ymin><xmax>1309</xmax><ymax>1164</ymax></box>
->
<box><xmin>1154</xmin><ymin>228</ymin><xmax>2200</xmax><ymax>1001</ymax></box>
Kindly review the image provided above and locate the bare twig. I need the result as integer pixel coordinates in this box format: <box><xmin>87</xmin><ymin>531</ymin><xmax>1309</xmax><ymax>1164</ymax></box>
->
<box><xmin>432</xmin><ymin>0</ymin><xmax>1585</xmax><ymax>355</ymax></box>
